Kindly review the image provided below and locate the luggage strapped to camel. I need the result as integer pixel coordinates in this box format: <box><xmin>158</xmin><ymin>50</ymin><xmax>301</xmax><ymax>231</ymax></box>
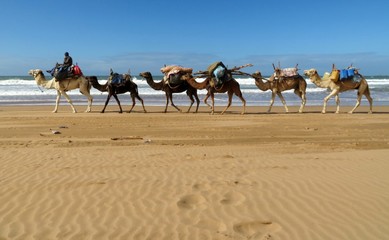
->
<box><xmin>161</xmin><ymin>65</ymin><xmax>193</xmax><ymax>85</ymax></box>
<box><xmin>329</xmin><ymin>64</ymin><xmax>361</xmax><ymax>82</ymax></box>
<box><xmin>193</xmin><ymin>62</ymin><xmax>253</xmax><ymax>88</ymax></box>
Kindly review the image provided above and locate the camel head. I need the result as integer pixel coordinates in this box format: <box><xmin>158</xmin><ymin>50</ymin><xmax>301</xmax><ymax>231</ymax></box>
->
<box><xmin>180</xmin><ymin>73</ymin><xmax>193</xmax><ymax>81</ymax></box>
<box><xmin>304</xmin><ymin>69</ymin><xmax>321</xmax><ymax>83</ymax></box>
<box><xmin>303</xmin><ymin>69</ymin><xmax>318</xmax><ymax>78</ymax></box>
<box><xmin>85</xmin><ymin>76</ymin><xmax>98</xmax><ymax>83</ymax></box>
<box><xmin>28</xmin><ymin>69</ymin><xmax>48</xmax><ymax>85</ymax></box>
<box><xmin>139</xmin><ymin>72</ymin><xmax>152</xmax><ymax>79</ymax></box>
<box><xmin>28</xmin><ymin>69</ymin><xmax>44</xmax><ymax>79</ymax></box>
<box><xmin>251</xmin><ymin>71</ymin><xmax>263</xmax><ymax>80</ymax></box>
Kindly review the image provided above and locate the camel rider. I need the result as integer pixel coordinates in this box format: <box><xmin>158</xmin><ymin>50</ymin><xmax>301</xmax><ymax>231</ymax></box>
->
<box><xmin>63</xmin><ymin>52</ymin><xmax>73</xmax><ymax>68</ymax></box>
<box><xmin>47</xmin><ymin>52</ymin><xmax>74</xmax><ymax>77</ymax></box>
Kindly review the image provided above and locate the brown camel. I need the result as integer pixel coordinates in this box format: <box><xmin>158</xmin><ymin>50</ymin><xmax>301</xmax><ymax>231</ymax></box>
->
<box><xmin>28</xmin><ymin>69</ymin><xmax>93</xmax><ymax>113</ymax></box>
<box><xmin>86</xmin><ymin>73</ymin><xmax>146</xmax><ymax>114</ymax></box>
<box><xmin>181</xmin><ymin>74</ymin><xmax>246</xmax><ymax>115</ymax></box>
<box><xmin>139</xmin><ymin>72</ymin><xmax>200</xmax><ymax>113</ymax></box>
<box><xmin>304</xmin><ymin>69</ymin><xmax>373</xmax><ymax>114</ymax></box>
<box><xmin>251</xmin><ymin>70</ymin><xmax>307</xmax><ymax>113</ymax></box>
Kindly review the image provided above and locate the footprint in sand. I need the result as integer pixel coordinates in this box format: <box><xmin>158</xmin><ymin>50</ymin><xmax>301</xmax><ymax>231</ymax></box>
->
<box><xmin>177</xmin><ymin>194</ymin><xmax>206</xmax><ymax>209</ymax></box>
<box><xmin>195</xmin><ymin>219</ymin><xmax>227</xmax><ymax>233</ymax></box>
<box><xmin>192</xmin><ymin>182</ymin><xmax>211</xmax><ymax>191</ymax></box>
<box><xmin>220</xmin><ymin>191</ymin><xmax>246</xmax><ymax>206</ymax></box>
<box><xmin>233</xmin><ymin>220</ymin><xmax>281</xmax><ymax>239</ymax></box>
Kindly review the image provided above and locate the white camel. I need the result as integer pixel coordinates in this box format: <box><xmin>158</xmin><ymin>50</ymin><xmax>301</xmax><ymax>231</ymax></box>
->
<box><xmin>28</xmin><ymin>69</ymin><xmax>93</xmax><ymax>113</ymax></box>
<box><xmin>304</xmin><ymin>69</ymin><xmax>373</xmax><ymax>114</ymax></box>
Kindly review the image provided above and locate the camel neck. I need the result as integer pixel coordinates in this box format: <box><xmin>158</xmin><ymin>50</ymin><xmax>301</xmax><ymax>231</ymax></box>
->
<box><xmin>254</xmin><ymin>76</ymin><xmax>270</xmax><ymax>91</ymax></box>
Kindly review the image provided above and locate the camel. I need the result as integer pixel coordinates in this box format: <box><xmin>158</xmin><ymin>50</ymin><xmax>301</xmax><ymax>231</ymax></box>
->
<box><xmin>86</xmin><ymin>74</ymin><xmax>147</xmax><ymax>114</ymax></box>
<box><xmin>28</xmin><ymin>69</ymin><xmax>93</xmax><ymax>113</ymax></box>
<box><xmin>251</xmin><ymin>70</ymin><xmax>307</xmax><ymax>113</ymax></box>
<box><xmin>304</xmin><ymin>69</ymin><xmax>373</xmax><ymax>114</ymax></box>
<box><xmin>139</xmin><ymin>72</ymin><xmax>200</xmax><ymax>113</ymax></box>
<box><xmin>181</xmin><ymin>74</ymin><xmax>246</xmax><ymax>115</ymax></box>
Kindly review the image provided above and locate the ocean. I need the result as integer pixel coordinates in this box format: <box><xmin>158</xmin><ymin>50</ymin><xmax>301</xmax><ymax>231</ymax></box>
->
<box><xmin>1</xmin><ymin>75</ymin><xmax>388</xmax><ymax>108</ymax></box>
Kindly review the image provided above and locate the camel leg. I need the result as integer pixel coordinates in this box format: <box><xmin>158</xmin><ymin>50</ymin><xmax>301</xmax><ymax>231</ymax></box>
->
<box><xmin>210</xmin><ymin>93</ymin><xmax>215</xmax><ymax>115</ymax></box>
<box><xmin>53</xmin><ymin>91</ymin><xmax>61</xmax><ymax>113</ymax></box>
<box><xmin>348</xmin><ymin>92</ymin><xmax>363</xmax><ymax>114</ymax></box>
<box><xmin>221</xmin><ymin>91</ymin><xmax>233</xmax><ymax>115</ymax></box>
<box><xmin>169</xmin><ymin>94</ymin><xmax>182</xmax><ymax>113</ymax></box>
<box><xmin>365</xmin><ymin>91</ymin><xmax>373</xmax><ymax>114</ymax></box>
<box><xmin>235</xmin><ymin>90</ymin><xmax>246</xmax><ymax>115</ymax></box>
<box><xmin>277</xmin><ymin>92</ymin><xmax>289</xmax><ymax>113</ymax></box>
<box><xmin>349</xmin><ymin>87</ymin><xmax>373</xmax><ymax>114</ymax></box>
<box><xmin>136</xmin><ymin>95</ymin><xmax>147</xmax><ymax>113</ymax></box>
<box><xmin>186</xmin><ymin>93</ymin><xmax>194</xmax><ymax>113</ymax></box>
<box><xmin>128</xmin><ymin>95</ymin><xmax>136</xmax><ymax>113</ymax></box>
<box><xmin>335</xmin><ymin>94</ymin><xmax>340</xmax><ymax>114</ymax></box>
<box><xmin>323</xmin><ymin>89</ymin><xmax>339</xmax><ymax>114</ymax></box>
<box><xmin>193</xmin><ymin>93</ymin><xmax>200</xmax><ymax>113</ymax></box>
<box><xmin>204</xmin><ymin>92</ymin><xmax>212</xmax><ymax>109</ymax></box>
<box><xmin>80</xmin><ymin>90</ymin><xmax>93</xmax><ymax>113</ymax></box>
<box><xmin>267</xmin><ymin>92</ymin><xmax>276</xmax><ymax>113</ymax></box>
<box><xmin>164</xmin><ymin>92</ymin><xmax>170</xmax><ymax>113</ymax></box>
<box><xmin>294</xmin><ymin>89</ymin><xmax>306</xmax><ymax>113</ymax></box>
<box><xmin>61</xmin><ymin>91</ymin><xmax>77</xmax><ymax>113</ymax></box>
<box><xmin>112</xmin><ymin>94</ymin><xmax>123</xmax><ymax>113</ymax></box>
<box><xmin>101</xmin><ymin>94</ymin><xmax>112</xmax><ymax>113</ymax></box>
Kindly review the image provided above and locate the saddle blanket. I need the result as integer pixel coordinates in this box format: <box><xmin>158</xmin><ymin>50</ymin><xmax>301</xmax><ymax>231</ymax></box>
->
<box><xmin>282</xmin><ymin>68</ymin><xmax>298</xmax><ymax>77</ymax></box>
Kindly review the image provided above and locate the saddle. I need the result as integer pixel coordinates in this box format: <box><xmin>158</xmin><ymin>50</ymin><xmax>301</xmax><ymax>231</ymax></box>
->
<box><xmin>271</xmin><ymin>67</ymin><xmax>300</xmax><ymax>81</ymax></box>
<box><xmin>281</xmin><ymin>68</ymin><xmax>299</xmax><ymax>77</ymax></box>
<box><xmin>109</xmin><ymin>73</ymin><xmax>125</xmax><ymax>85</ymax></box>
<box><xmin>50</xmin><ymin>64</ymin><xmax>83</xmax><ymax>81</ymax></box>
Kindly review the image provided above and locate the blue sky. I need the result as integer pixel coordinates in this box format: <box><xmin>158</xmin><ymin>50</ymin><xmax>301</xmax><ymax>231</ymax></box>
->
<box><xmin>1</xmin><ymin>0</ymin><xmax>388</xmax><ymax>75</ymax></box>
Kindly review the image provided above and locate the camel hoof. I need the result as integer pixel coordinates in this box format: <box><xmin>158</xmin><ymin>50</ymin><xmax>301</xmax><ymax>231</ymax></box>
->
<box><xmin>368</xmin><ymin>111</ymin><xmax>373</xmax><ymax>114</ymax></box>
<box><xmin>347</xmin><ymin>111</ymin><xmax>353</xmax><ymax>114</ymax></box>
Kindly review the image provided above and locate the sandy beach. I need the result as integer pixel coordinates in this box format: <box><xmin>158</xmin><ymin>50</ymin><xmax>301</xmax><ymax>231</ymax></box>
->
<box><xmin>1</xmin><ymin>105</ymin><xmax>389</xmax><ymax>240</ymax></box>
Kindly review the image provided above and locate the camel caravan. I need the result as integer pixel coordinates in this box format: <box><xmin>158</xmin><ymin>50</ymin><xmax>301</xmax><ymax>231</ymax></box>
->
<box><xmin>29</xmin><ymin>62</ymin><xmax>373</xmax><ymax>114</ymax></box>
